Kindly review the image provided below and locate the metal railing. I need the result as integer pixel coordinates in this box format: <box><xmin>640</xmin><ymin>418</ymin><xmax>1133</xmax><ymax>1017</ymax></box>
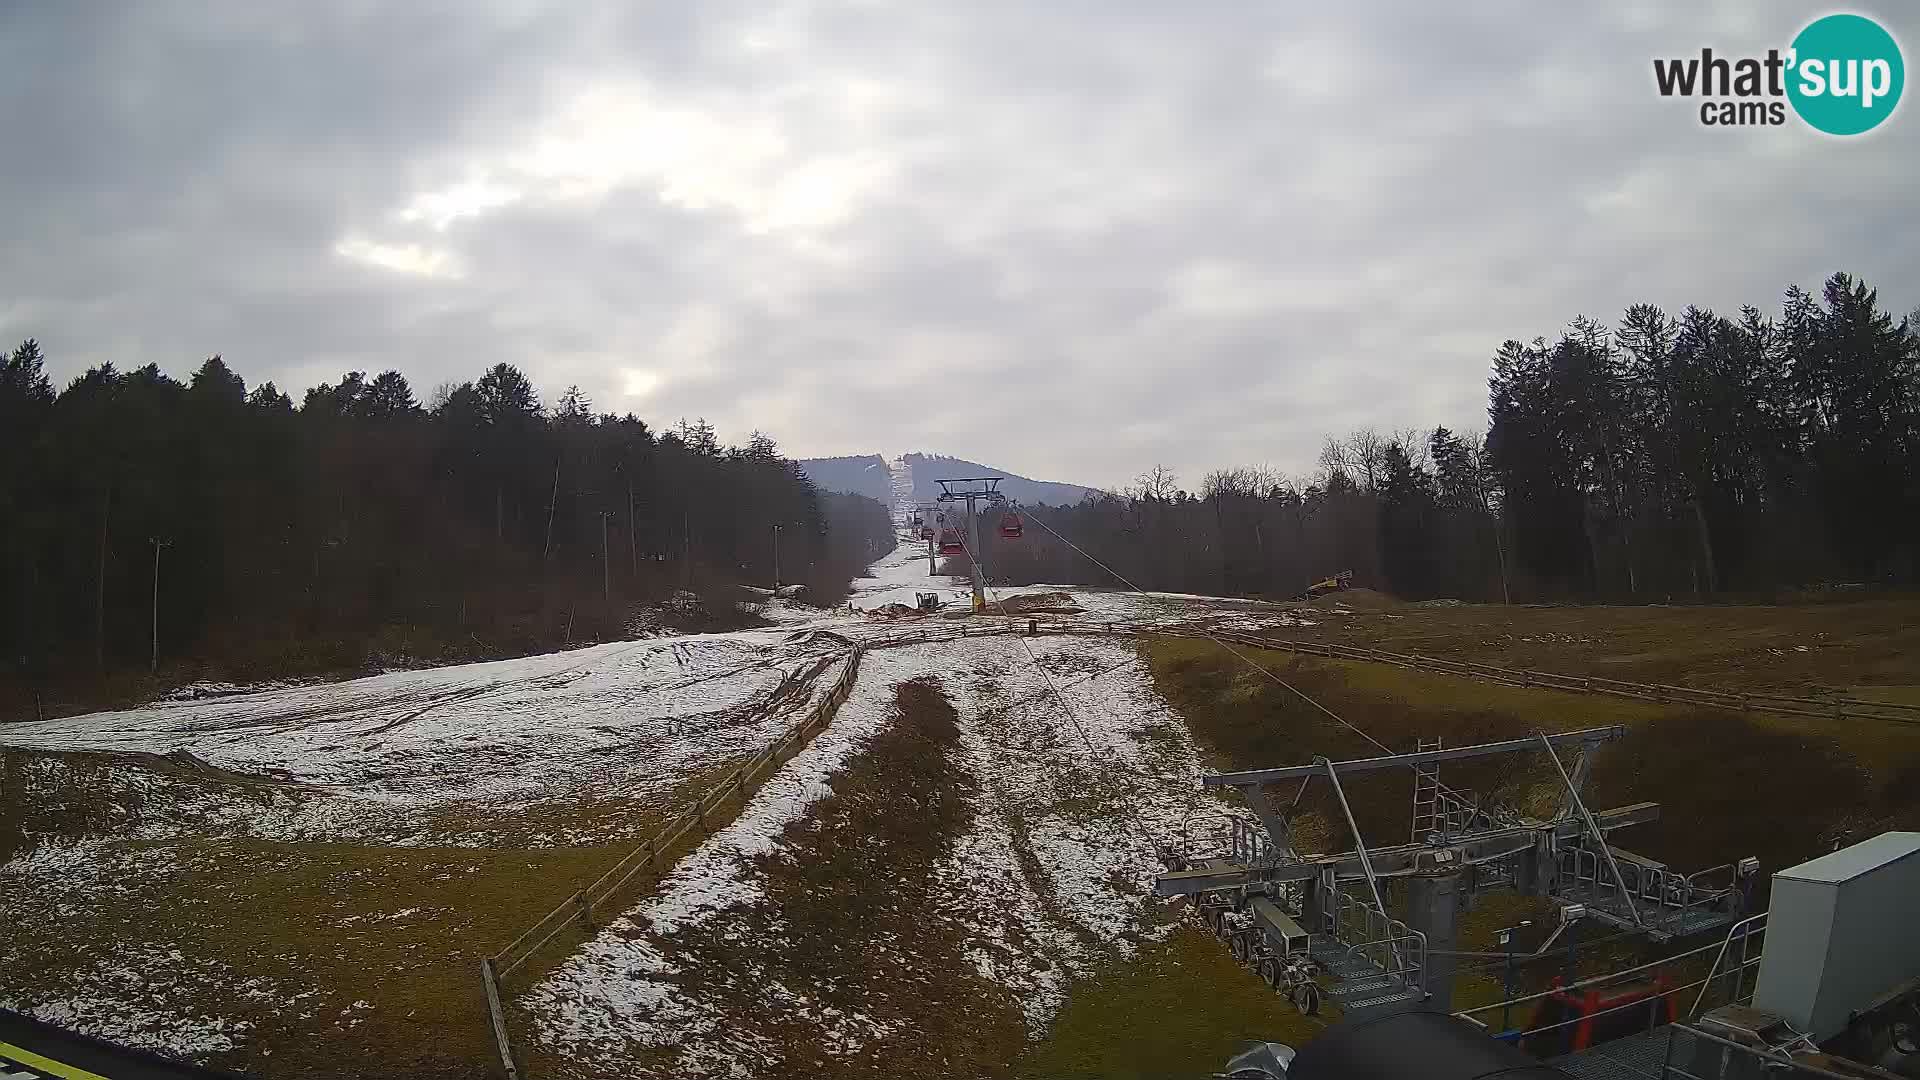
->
<box><xmin>1691</xmin><ymin>913</ymin><xmax>1767</xmax><ymax>1018</ymax></box>
<box><xmin>1662</xmin><ymin>1022</ymin><xmax>1845</xmax><ymax>1080</ymax></box>
<box><xmin>1557</xmin><ymin>844</ymin><xmax>1739</xmax><ymax>915</ymax></box>
<box><xmin>1326</xmin><ymin>886</ymin><xmax>1427</xmax><ymax>993</ymax></box>
<box><xmin>1228</xmin><ymin>817</ymin><xmax>1273</xmax><ymax>865</ymax></box>
<box><xmin>1454</xmin><ymin>915</ymin><xmax>1768</xmax><ymax>1047</ymax></box>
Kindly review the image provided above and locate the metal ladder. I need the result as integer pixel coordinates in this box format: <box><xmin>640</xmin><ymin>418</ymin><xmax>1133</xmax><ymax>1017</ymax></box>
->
<box><xmin>1410</xmin><ymin>737</ymin><xmax>1442</xmax><ymax>842</ymax></box>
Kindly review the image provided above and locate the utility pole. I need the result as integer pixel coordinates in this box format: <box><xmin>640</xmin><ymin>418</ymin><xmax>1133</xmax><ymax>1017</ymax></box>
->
<box><xmin>625</xmin><ymin>469</ymin><xmax>638</xmax><ymax>578</ymax></box>
<box><xmin>148</xmin><ymin>536</ymin><xmax>169</xmax><ymax>674</ymax></box>
<box><xmin>771</xmin><ymin>524</ymin><xmax>782</xmax><ymax>588</ymax></box>
<box><xmin>542</xmin><ymin>456</ymin><xmax>561</xmax><ymax>563</ymax></box>
<box><xmin>600</xmin><ymin>511</ymin><xmax>613</xmax><ymax>609</ymax></box>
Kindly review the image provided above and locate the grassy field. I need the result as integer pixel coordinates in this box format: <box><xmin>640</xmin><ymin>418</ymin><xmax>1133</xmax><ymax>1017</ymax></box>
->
<box><xmin>0</xmin><ymin>751</ymin><xmax>792</xmax><ymax>1079</ymax></box>
<box><xmin>1288</xmin><ymin>591</ymin><xmax>1920</xmax><ymax>693</ymax></box>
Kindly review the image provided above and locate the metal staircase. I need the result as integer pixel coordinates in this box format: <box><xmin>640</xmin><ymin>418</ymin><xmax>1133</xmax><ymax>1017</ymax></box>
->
<box><xmin>1315</xmin><ymin>884</ymin><xmax>1428</xmax><ymax>1015</ymax></box>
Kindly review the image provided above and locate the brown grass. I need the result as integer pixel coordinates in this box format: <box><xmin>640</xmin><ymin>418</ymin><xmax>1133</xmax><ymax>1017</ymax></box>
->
<box><xmin>1284</xmin><ymin>594</ymin><xmax>1920</xmax><ymax>693</ymax></box>
<box><xmin>521</xmin><ymin>676</ymin><xmax>1027</xmax><ymax>1080</ymax></box>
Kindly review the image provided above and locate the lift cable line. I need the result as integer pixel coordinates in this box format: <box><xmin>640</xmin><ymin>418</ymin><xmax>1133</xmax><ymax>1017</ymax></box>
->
<box><xmin>1017</xmin><ymin>502</ymin><xmax>1490</xmax><ymax>813</ymax></box>
<box><xmin>950</xmin><ymin>519</ymin><xmax>1172</xmax><ymax>857</ymax></box>
<box><xmin>1018</xmin><ymin>504</ymin><xmax>1394</xmax><ymax>751</ymax></box>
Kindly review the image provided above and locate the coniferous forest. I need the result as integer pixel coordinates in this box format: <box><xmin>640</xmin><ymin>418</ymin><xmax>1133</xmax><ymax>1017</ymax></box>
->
<box><xmin>984</xmin><ymin>273</ymin><xmax>1919</xmax><ymax>602</ymax></box>
<box><xmin>4</xmin><ymin>271</ymin><xmax>1914</xmax><ymax>714</ymax></box>
<box><xmin>0</xmin><ymin>354</ymin><xmax>892</xmax><ymax>716</ymax></box>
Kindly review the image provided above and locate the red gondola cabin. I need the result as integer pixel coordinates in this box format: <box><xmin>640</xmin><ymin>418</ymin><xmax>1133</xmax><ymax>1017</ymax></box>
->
<box><xmin>999</xmin><ymin>513</ymin><xmax>1024</xmax><ymax>539</ymax></box>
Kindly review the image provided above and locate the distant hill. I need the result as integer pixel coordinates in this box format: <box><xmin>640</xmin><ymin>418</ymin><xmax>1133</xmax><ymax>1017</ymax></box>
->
<box><xmin>903</xmin><ymin>453</ymin><xmax>1100</xmax><ymax>507</ymax></box>
<box><xmin>793</xmin><ymin>455</ymin><xmax>894</xmax><ymax>503</ymax></box>
<box><xmin>795</xmin><ymin>452</ymin><xmax>1101</xmax><ymax>508</ymax></box>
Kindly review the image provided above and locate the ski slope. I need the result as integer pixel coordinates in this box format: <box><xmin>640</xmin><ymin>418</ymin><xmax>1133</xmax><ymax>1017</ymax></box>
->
<box><xmin>0</xmin><ymin>630</ymin><xmax>853</xmax><ymax>848</ymax></box>
<box><xmin>0</xmin><ymin>537</ymin><xmax>1298</xmax><ymax>1077</ymax></box>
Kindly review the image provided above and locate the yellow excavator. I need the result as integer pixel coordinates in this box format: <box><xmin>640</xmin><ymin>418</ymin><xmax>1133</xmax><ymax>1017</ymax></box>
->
<box><xmin>1294</xmin><ymin>569</ymin><xmax>1353</xmax><ymax>601</ymax></box>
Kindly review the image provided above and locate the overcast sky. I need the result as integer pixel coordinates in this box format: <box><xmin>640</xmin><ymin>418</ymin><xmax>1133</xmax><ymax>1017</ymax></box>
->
<box><xmin>3</xmin><ymin>3</ymin><xmax>1915</xmax><ymax>489</ymax></box>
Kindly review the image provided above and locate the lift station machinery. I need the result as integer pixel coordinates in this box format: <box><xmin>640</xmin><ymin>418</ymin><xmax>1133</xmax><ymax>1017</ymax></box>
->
<box><xmin>1156</xmin><ymin>727</ymin><xmax>1762</xmax><ymax>1019</ymax></box>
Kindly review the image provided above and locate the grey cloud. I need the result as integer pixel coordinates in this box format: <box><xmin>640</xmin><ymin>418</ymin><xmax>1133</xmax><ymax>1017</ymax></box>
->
<box><xmin>2</xmin><ymin>2</ymin><xmax>1915</xmax><ymax>490</ymax></box>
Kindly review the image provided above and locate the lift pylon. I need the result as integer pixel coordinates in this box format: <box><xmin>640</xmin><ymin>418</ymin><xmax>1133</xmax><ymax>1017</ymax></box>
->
<box><xmin>932</xmin><ymin>477</ymin><xmax>1007</xmax><ymax>611</ymax></box>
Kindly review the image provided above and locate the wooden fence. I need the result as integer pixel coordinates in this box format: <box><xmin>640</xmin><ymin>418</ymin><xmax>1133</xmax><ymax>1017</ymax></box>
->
<box><xmin>874</xmin><ymin>614</ymin><xmax>1920</xmax><ymax>730</ymax></box>
<box><xmin>1168</xmin><ymin>626</ymin><xmax>1920</xmax><ymax>729</ymax></box>
<box><xmin>481</xmin><ymin>643</ymin><xmax>868</xmax><ymax>1080</ymax></box>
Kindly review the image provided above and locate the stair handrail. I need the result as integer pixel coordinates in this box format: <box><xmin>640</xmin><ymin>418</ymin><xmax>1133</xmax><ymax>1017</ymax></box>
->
<box><xmin>1691</xmin><ymin>911</ymin><xmax>1768</xmax><ymax>1018</ymax></box>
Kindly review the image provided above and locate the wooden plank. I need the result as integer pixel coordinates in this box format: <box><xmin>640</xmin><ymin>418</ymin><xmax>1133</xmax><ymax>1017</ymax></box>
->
<box><xmin>480</xmin><ymin>959</ymin><xmax>520</xmax><ymax>1080</ymax></box>
<box><xmin>493</xmin><ymin>898</ymin><xmax>586</xmax><ymax>967</ymax></box>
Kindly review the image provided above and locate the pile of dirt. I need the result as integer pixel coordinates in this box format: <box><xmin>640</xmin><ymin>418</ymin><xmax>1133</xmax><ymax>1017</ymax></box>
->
<box><xmin>868</xmin><ymin>603</ymin><xmax>926</xmax><ymax>619</ymax></box>
<box><xmin>1308</xmin><ymin>586</ymin><xmax>1398</xmax><ymax>610</ymax></box>
<box><xmin>991</xmin><ymin>591</ymin><xmax>1082</xmax><ymax>615</ymax></box>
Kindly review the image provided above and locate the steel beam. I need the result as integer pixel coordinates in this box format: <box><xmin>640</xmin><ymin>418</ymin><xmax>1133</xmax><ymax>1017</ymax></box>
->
<box><xmin>1204</xmin><ymin>726</ymin><xmax>1626</xmax><ymax>788</ymax></box>
<box><xmin>1153</xmin><ymin>802</ymin><xmax>1659</xmax><ymax>898</ymax></box>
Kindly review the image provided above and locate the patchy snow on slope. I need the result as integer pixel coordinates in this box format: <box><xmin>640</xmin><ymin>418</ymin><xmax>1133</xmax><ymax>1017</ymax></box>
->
<box><xmin>1</xmin><ymin>630</ymin><xmax>855</xmax><ymax>848</ymax></box>
<box><xmin>929</xmin><ymin>635</ymin><xmax>1243</xmax><ymax>1031</ymax></box>
<box><xmin>522</xmin><ymin>644</ymin><xmax>917</xmax><ymax>1063</ymax></box>
<box><xmin>520</xmin><ymin>634</ymin><xmax>1249</xmax><ymax>1077</ymax></box>
<box><xmin>0</xmin><ymin>840</ymin><xmax>298</xmax><ymax>1060</ymax></box>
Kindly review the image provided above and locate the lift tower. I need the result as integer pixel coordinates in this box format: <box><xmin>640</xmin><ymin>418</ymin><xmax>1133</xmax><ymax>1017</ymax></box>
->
<box><xmin>933</xmin><ymin>477</ymin><xmax>1006</xmax><ymax>612</ymax></box>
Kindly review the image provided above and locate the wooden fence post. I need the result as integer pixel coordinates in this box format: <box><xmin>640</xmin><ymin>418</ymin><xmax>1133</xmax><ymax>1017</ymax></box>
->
<box><xmin>481</xmin><ymin>958</ymin><xmax>520</xmax><ymax>1080</ymax></box>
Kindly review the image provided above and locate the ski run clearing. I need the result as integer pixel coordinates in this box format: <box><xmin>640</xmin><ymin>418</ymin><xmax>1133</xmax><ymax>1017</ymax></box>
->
<box><xmin>520</xmin><ymin>635</ymin><xmax>1234</xmax><ymax>1078</ymax></box>
<box><xmin>0</xmin><ymin>532</ymin><xmax>1306</xmax><ymax>1077</ymax></box>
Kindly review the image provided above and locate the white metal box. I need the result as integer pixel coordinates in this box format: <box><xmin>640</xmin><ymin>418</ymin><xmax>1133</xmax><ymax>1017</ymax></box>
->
<box><xmin>1752</xmin><ymin>831</ymin><xmax>1920</xmax><ymax>1041</ymax></box>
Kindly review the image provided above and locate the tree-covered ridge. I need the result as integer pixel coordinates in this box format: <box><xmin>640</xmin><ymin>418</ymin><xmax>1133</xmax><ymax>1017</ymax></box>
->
<box><xmin>0</xmin><ymin>352</ymin><xmax>891</xmax><ymax>708</ymax></box>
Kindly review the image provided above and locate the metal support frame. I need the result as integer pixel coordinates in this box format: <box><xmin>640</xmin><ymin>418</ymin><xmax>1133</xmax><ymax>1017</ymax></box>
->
<box><xmin>1167</xmin><ymin>724</ymin><xmax>1757</xmax><ymax>1026</ymax></box>
<box><xmin>1317</xmin><ymin>756</ymin><xmax>1402</xmax><ymax>975</ymax></box>
<box><xmin>1155</xmin><ymin>804</ymin><xmax>1662</xmax><ymax>897</ymax></box>
<box><xmin>934</xmin><ymin>477</ymin><xmax>1006</xmax><ymax>612</ymax></box>
<box><xmin>1207</xmin><ymin>725</ymin><xmax>1626</xmax><ymax>787</ymax></box>
<box><xmin>1536</xmin><ymin>731</ymin><xmax>1645</xmax><ymax>929</ymax></box>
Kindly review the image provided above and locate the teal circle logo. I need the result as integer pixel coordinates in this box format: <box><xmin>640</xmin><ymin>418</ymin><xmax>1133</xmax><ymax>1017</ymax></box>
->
<box><xmin>1787</xmin><ymin>14</ymin><xmax>1904</xmax><ymax>135</ymax></box>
